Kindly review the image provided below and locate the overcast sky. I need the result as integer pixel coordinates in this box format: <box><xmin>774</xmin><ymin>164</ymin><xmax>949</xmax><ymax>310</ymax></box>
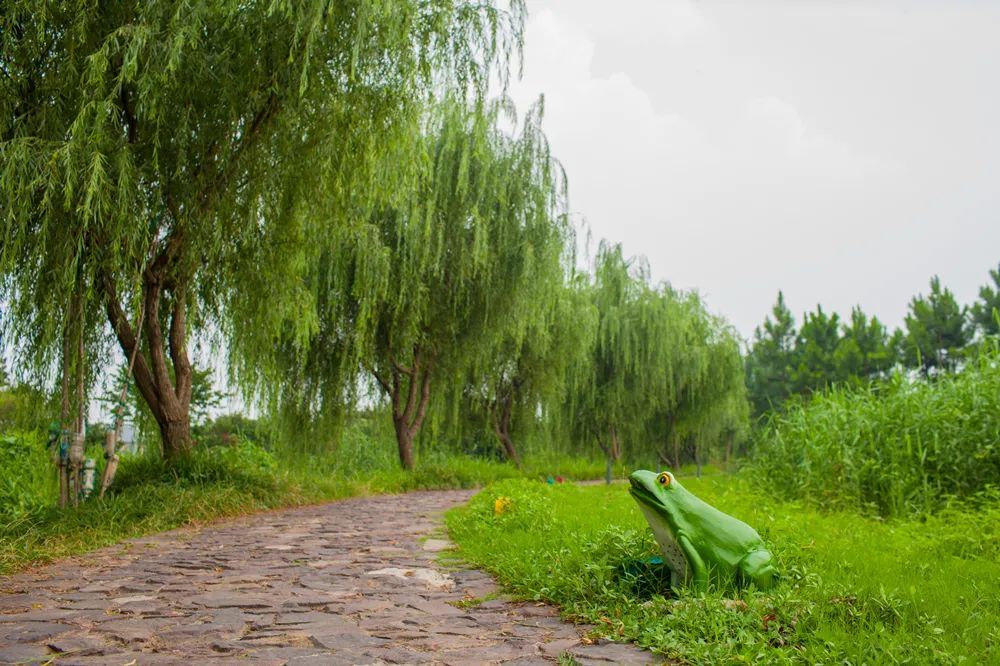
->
<box><xmin>507</xmin><ymin>0</ymin><xmax>1000</xmax><ymax>339</ymax></box>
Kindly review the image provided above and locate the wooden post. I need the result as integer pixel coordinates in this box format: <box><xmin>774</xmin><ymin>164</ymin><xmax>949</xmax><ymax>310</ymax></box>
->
<box><xmin>99</xmin><ymin>430</ymin><xmax>119</xmax><ymax>499</ymax></box>
<box><xmin>58</xmin><ymin>428</ymin><xmax>69</xmax><ymax>509</ymax></box>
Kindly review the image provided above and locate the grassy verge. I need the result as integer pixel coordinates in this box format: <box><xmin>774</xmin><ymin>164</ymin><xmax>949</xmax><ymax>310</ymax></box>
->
<box><xmin>446</xmin><ymin>475</ymin><xmax>1000</xmax><ymax>664</ymax></box>
<box><xmin>0</xmin><ymin>441</ymin><xmax>605</xmax><ymax>576</ymax></box>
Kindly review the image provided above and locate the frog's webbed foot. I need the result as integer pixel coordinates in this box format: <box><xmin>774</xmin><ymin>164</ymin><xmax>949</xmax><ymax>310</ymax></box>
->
<box><xmin>739</xmin><ymin>549</ymin><xmax>778</xmax><ymax>589</ymax></box>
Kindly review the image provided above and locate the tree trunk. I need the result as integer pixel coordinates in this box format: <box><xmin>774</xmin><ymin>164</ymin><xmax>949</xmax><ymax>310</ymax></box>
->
<box><xmin>609</xmin><ymin>425</ymin><xmax>622</xmax><ymax>461</ymax></box>
<box><xmin>725</xmin><ymin>430</ymin><xmax>734</xmax><ymax>472</ymax></box>
<box><xmin>157</xmin><ymin>409</ymin><xmax>193</xmax><ymax>461</ymax></box>
<box><xmin>101</xmin><ymin>236</ymin><xmax>194</xmax><ymax>462</ymax></box>
<box><xmin>599</xmin><ymin>426</ymin><xmax>622</xmax><ymax>485</ymax></box>
<box><xmin>491</xmin><ymin>394</ymin><xmax>521</xmax><ymax>467</ymax></box>
<box><xmin>373</xmin><ymin>346</ymin><xmax>434</xmax><ymax>470</ymax></box>
<box><xmin>393</xmin><ymin>417</ymin><xmax>415</xmax><ymax>470</ymax></box>
<box><xmin>496</xmin><ymin>427</ymin><xmax>521</xmax><ymax>468</ymax></box>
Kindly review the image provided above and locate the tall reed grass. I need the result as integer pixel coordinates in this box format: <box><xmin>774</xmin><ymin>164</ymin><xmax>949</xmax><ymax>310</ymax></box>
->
<box><xmin>752</xmin><ymin>348</ymin><xmax>1000</xmax><ymax>517</ymax></box>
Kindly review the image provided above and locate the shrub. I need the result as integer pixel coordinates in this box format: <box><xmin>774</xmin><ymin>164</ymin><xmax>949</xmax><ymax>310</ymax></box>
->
<box><xmin>459</xmin><ymin>478</ymin><xmax>555</xmax><ymax>531</ymax></box>
<box><xmin>0</xmin><ymin>431</ymin><xmax>55</xmax><ymax>521</ymax></box>
<box><xmin>752</xmin><ymin>351</ymin><xmax>1000</xmax><ymax>517</ymax></box>
<box><xmin>111</xmin><ymin>437</ymin><xmax>279</xmax><ymax>493</ymax></box>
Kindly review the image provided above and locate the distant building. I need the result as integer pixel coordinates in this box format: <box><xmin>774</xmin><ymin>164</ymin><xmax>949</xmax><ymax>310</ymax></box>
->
<box><xmin>119</xmin><ymin>422</ymin><xmax>141</xmax><ymax>454</ymax></box>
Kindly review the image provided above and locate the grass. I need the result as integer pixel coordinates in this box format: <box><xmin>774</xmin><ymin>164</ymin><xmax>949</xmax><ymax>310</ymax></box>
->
<box><xmin>0</xmin><ymin>439</ymin><xmax>606</xmax><ymax>576</ymax></box>
<box><xmin>752</xmin><ymin>350</ymin><xmax>1000</xmax><ymax>518</ymax></box>
<box><xmin>446</xmin><ymin>475</ymin><xmax>1000</xmax><ymax>664</ymax></box>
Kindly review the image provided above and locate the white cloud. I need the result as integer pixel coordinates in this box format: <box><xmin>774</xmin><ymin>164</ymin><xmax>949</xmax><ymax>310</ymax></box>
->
<box><xmin>509</xmin><ymin>1</ymin><xmax>1000</xmax><ymax>337</ymax></box>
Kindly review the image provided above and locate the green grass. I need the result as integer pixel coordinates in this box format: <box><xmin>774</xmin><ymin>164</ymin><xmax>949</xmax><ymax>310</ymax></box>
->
<box><xmin>0</xmin><ymin>440</ymin><xmax>606</xmax><ymax>576</ymax></box>
<box><xmin>753</xmin><ymin>349</ymin><xmax>1000</xmax><ymax>518</ymax></box>
<box><xmin>446</xmin><ymin>475</ymin><xmax>1000</xmax><ymax>665</ymax></box>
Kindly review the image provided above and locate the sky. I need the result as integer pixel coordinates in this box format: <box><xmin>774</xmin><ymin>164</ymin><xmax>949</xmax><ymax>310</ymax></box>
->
<box><xmin>507</xmin><ymin>0</ymin><xmax>1000</xmax><ymax>340</ymax></box>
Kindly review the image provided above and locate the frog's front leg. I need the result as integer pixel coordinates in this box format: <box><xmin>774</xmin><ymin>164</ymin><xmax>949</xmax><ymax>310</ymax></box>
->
<box><xmin>677</xmin><ymin>534</ymin><xmax>708</xmax><ymax>591</ymax></box>
<box><xmin>739</xmin><ymin>549</ymin><xmax>778</xmax><ymax>589</ymax></box>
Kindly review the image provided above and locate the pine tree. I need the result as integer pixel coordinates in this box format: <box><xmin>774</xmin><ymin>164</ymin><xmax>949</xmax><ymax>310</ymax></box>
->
<box><xmin>791</xmin><ymin>305</ymin><xmax>841</xmax><ymax>394</ymax></box>
<box><xmin>970</xmin><ymin>263</ymin><xmax>1000</xmax><ymax>338</ymax></box>
<box><xmin>746</xmin><ymin>292</ymin><xmax>797</xmax><ymax>415</ymax></box>
<box><xmin>834</xmin><ymin>307</ymin><xmax>893</xmax><ymax>385</ymax></box>
<box><xmin>901</xmin><ymin>277</ymin><xmax>971</xmax><ymax>374</ymax></box>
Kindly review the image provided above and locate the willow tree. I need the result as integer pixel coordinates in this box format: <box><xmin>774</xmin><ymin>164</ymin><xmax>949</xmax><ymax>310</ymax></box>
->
<box><xmin>568</xmin><ymin>243</ymin><xmax>749</xmax><ymax>477</ymax></box>
<box><xmin>568</xmin><ymin>243</ymin><xmax>679</xmax><ymax>475</ymax></box>
<box><xmin>280</xmin><ymin>98</ymin><xmax>568</xmax><ymax>469</ymax></box>
<box><xmin>0</xmin><ymin>0</ymin><xmax>523</xmax><ymax>459</ymax></box>
<box><xmin>463</xmin><ymin>273</ymin><xmax>596</xmax><ymax>465</ymax></box>
<box><xmin>655</xmin><ymin>307</ymin><xmax>747</xmax><ymax>471</ymax></box>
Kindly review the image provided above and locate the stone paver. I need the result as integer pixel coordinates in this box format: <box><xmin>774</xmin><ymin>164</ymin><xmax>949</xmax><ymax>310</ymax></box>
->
<box><xmin>0</xmin><ymin>490</ymin><xmax>656</xmax><ymax>664</ymax></box>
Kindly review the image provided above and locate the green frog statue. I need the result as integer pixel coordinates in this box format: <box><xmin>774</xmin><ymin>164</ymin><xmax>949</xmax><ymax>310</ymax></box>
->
<box><xmin>628</xmin><ymin>470</ymin><xmax>779</xmax><ymax>591</ymax></box>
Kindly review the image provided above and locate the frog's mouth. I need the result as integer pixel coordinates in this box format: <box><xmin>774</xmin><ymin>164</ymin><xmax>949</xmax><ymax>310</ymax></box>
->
<box><xmin>628</xmin><ymin>477</ymin><xmax>666</xmax><ymax>512</ymax></box>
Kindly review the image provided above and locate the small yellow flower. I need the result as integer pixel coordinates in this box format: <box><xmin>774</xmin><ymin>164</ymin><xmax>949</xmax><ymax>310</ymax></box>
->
<box><xmin>494</xmin><ymin>496</ymin><xmax>513</xmax><ymax>516</ymax></box>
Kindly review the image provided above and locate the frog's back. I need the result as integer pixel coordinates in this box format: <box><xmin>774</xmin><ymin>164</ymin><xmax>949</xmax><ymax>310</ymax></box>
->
<box><xmin>674</xmin><ymin>487</ymin><xmax>767</xmax><ymax>568</ymax></box>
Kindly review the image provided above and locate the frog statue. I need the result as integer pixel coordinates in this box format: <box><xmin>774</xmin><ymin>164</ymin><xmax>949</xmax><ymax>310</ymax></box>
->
<box><xmin>628</xmin><ymin>470</ymin><xmax>778</xmax><ymax>591</ymax></box>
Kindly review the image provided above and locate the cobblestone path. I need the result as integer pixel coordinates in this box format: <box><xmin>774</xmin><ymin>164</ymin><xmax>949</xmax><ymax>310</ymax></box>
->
<box><xmin>0</xmin><ymin>490</ymin><xmax>653</xmax><ymax>665</ymax></box>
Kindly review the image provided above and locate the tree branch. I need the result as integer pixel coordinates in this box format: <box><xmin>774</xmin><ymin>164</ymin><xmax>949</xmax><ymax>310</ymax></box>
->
<box><xmin>118</xmin><ymin>81</ymin><xmax>138</xmax><ymax>144</ymax></box>
<box><xmin>100</xmin><ymin>269</ymin><xmax>160</xmax><ymax>417</ymax></box>
<box><xmin>141</xmin><ymin>271</ymin><xmax>175</xmax><ymax>404</ymax></box>
<box><xmin>367</xmin><ymin>363</ymin><xmax>392</xmax><ymax>397</ymax></box>
<box><xmin>408</xmin><ymin>353</ymin><xmax>435</xmax><ymax>437</ymax></box>
<box><xmin>391</xmin><ymin>354</ymin><xmax>414</xmax><ymax>376</ymax></box>
<box><xmin>389</xmin><ymin>366</ymin><xmax>403</xmax><ymax>418</ymax></box>
<box><xmin>199</xmin><ymin>92</ymin><xmax>281</xmax><ymax>214</ymax></box>
<box><xmin>169</xmin><ymin>282</ymin><xmax>192</xmax><ymax>406</ymax></box>
<box><xmin>400</xmin><ymin>353</ymin><xmax>422</xmax><ymax>427</ymax></box>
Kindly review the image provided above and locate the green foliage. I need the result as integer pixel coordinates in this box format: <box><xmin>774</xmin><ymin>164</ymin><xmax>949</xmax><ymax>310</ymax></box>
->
<box><xmin>447</xmin><ymin>477</ymin><xmax>1000</xmax><ymax>664</ymax></box>
<box><xmin>971</xmin><ymin>262</ymin><xmax>1000</xmax><ymax>338</ymax></box>
<box><xmin>272</xmin><ymin>97</ymin><xmax>571</xmax><ymax>467</ymax></box>
<box><xmin>459</xmin><ymin>273</ymin><xmax>598</xmax><ymax>464</ymax></box>
<box><xmin>196</xmin><ymin>412</ymin><xmax>275</xmax><ymax>449</ymax></box>
<box><xmin>790</xmin><ymin>305</ymin><xmax>840</xmax><ymax>392</ymax></box>
<box><xmin>748</xmin><ymin>298</ymin><xmax>896</xmax><ymax>418</ymax></box>
<box><xmin>659</xmin><ymin>306</ymin><xmax>748</xmax><ymax>467</ymax></box>
<box><xmin>752</xmin><ymin>347</ymin><xmax>1000</xmax><ymax>517</ymax></box>
<box><xmin>1</xmin><ymin>0</ymin><xmax>524</xmax><ymax>458</ymax></box>
<box><xmin>746</xmin><ymin>292</ymin><xmax>797</xmax><ymax>415</ymax></box>
<box><xmin>833</xmin><ymin>307</ymin><xmax>893</xmax><ymax>386</ymax></box>
<box><xmin>575</xmin><ymin>243</ymin><xmax>667</xmax><ymax>455</ymax></box>
<box><xmin>0</xmin><ymin>380</ymin><xmax>50</xmax><ymax>432</ymax></box>
<box><xmin>568</xmin><ymin>243</ymin><xmax>747</xmax><ymax>467</ymax></box>
<box><xmin>900</xmin><ymin>276</ymin><xmax>971</xmax><ymax>374</ymax></box>
<box><xmin>747</xmin><ymin>275</ymin><xmax>985</xmax><ymax>418</ymax></box>
<box><xmin>0</xmin><ymin>431</ymin><xmax>55</xmax><ymax>521</ymax></box>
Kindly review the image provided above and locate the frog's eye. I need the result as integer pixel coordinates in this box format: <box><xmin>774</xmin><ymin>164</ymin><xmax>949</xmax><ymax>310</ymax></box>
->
<box><xmin>657</xmin><ymin>472</ymin><xmax>671</xmax><ymax>486</ymax></box>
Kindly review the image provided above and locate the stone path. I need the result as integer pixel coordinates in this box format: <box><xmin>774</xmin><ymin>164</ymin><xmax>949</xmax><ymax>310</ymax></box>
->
<box><xmin>0</xmin><ymin>490</ymin><xmax>655</xmax><ymax>665</ymax></box>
